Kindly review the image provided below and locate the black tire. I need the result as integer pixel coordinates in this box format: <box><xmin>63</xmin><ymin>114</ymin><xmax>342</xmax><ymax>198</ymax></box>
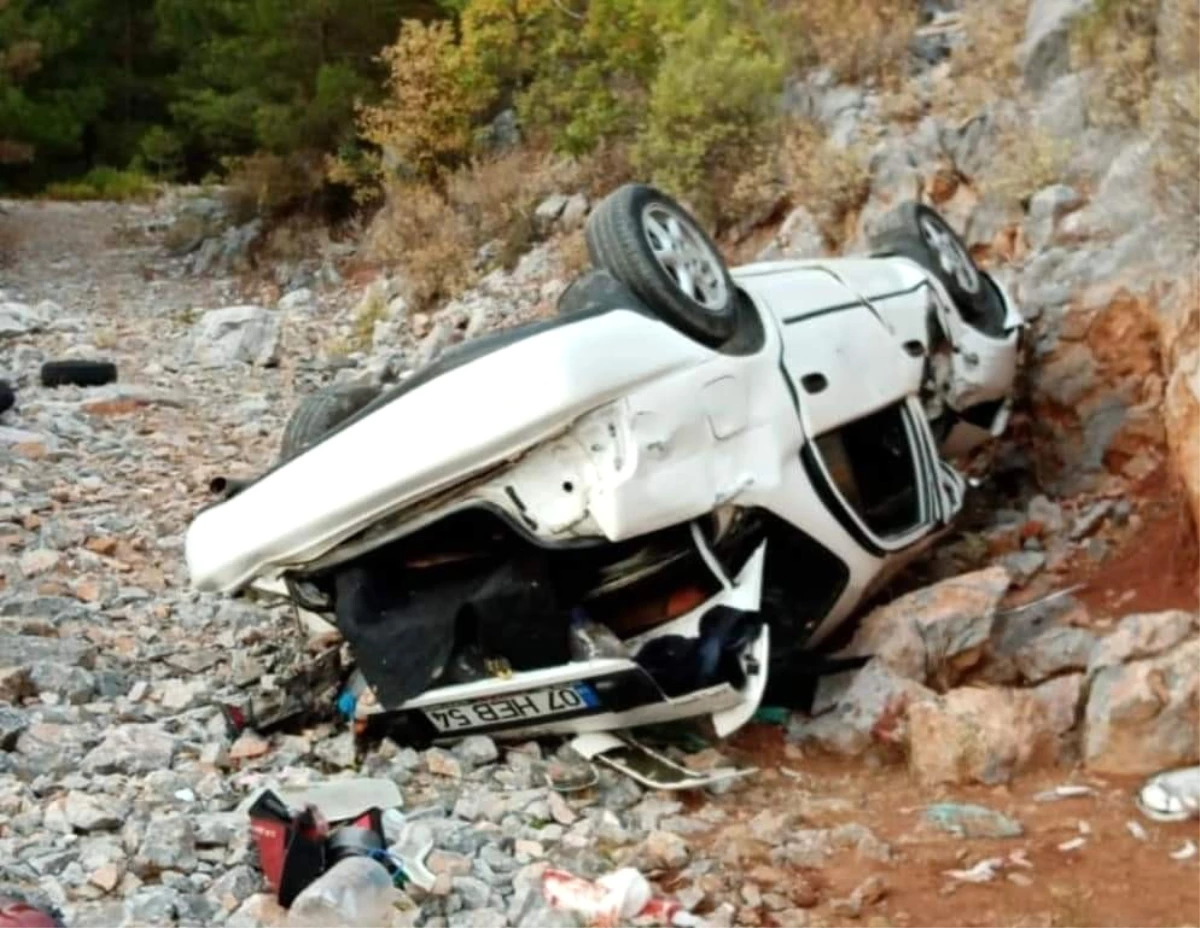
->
<box><xmin>278</xmin><ymin>383</ymin><xmax>380</xmax><ymax>612</ymax></box>
<box><xmin>279</xmin><ymin>383</ymin><xmax>380</xmax><ymax>462</ymax></box>
<box><xmin>869</xmin><ymin>201</ymin><xmax>1007</xmax><ymax>336</ymax></box>
<box><xmin>40</xmin><ymin>360</ymin><xmax>118</xmax><ymax>388</ymax></box>
<box><xmin>585</xmin><ymin>183</ymin><xmax>737</xmax><ymax>347</ymax></box>
<box><xmin>0</xmin><ymin>380</ymin><xmax>13</xmax><ymax>416</ymax></box>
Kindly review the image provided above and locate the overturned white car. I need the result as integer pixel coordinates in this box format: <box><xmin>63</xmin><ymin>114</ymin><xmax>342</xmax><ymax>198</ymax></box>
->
<box><xmin>186</xmin><ymin>183</ymin><xmax>1024</xmax><ymax>745</ymax></box>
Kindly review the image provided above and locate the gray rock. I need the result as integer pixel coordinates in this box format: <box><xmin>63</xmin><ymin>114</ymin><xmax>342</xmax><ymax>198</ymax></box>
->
<box><xmin>0</xmin><ymin>706</ymin><xmax>28</xmax><ymax>749</ymax></box>
<box><xmin>122</xmin><ymin>887</ymin><xmax>181</xmax><ymax>927</ymax></box>
<box><xmin>206</xmin><ymin>866</ymin><xmax>261</xmax><ymax>913</ymax></box>
<box><xmin>184</xmin><ymin>306</ymin><xmax>281</xmax><ymax>368</ymax></box>
<box><xmin>486</xmin><ymin>109</ymin><xmax>521</xmax><ymax>151</ymax></box>
<box><xmin>452</xmin><ymin>876</ymin><xmax>492</xmax><ymax>909</ymax></box>
<box><xmin>29</xmin><ymin>662</ymin><xmax>96</xmax><ymax>705</ymax></box>
<box><xmin>1031</xmin><ymin>73</ymin><xmax>1088</xmax><ymax>139</ymax></box>
<box><xmin>1021</xmin><ymin>0</ymin><xmax>1095</xmax><ymax>91</ymax></box>
<box><xmin>759</xmin><ymin>207</ymin><xmax>826</xmax><ymax>262</ymax></box>
<box><xmin>449</xmin><ymin>908</ymin><xmax>509</xmax><ymax>928</ymax></box>
<box><xmin>559</xmin><ymin>194</ymin><xmax>590</xmax><ymax>231</ymax></box>
<box><xmin>313</xmin><ymin>731</ymin><xmax>357</xmax><ymax>769</ymax></box>
<box><xmin>0</xmin><ymin>302</ymin><xmax>46</xmax><ymax>338</ymax></box>
<box><xmin>1088</xmin><ymin>610</ymin><xmax>1197</xmax><ymax>674</ymax></box>
<box><xmin>82</xmin><ymin>724</ymin><xmax>177</xmax><ymax>775</ymax></box>
<box><xmin>1084</xmin><ymin>638</ymin><xmax>1199</xmax><ymax>775</ymax></box>
<box><xmin>64</xmin><ymin>791</ymin><xmax>126</xmax><ymax>832</ymax></box>
<box><xmin>788</xmin><ymin>660</ymin><xmax>935</xmax><ymax>757</ymax></box>
<box><xmin>1060</xmin><ymin>139</ymin><xmax>1155</xmax><ymax>240</ymax></box>
<box><xmin>1014</xmin><ymin>626</ymin><xmax>1097</xmax><ymax>683</ymax></box>
<box><xmin>1026</xmin><ymin>184</ymin><xmax>1084</xmax><ymax>250</ymax></box>
<box><xmin>278</xmin><ymin>287</ymin><xmax>314</xmax><ymax>312</ymax></box>
<box><xmin>455</xmin><ymin>735</ymin><xmax>499</xmax><ymax>769</ymax></box>
<box><xmin>534</xmin><ymin>195</ymin><xmax>569</xmax><ymax>230</ymax></box>
<box><xmin>134</xmin><ymin>814</ymin><xmax>198</xmax><ymax>875</ymax></box>
<box><xmin>0</xmin><ymin>634</ymin><xmax>96</xmax><ymax>670</ymax></box>
<box><xmin>1002</xmin><ymin>550</ymin><xmax>1047</xmax><ymax>585</ymax></box>
<box><xmin>641</xmin><ymin>829</ymin><xmax>690</xmax><ymax>869</ymax></box>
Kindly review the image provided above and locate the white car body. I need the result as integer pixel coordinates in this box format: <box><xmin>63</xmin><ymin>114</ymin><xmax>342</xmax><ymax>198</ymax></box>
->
<box><xmin>186</xmin><ymin>252</ymin><xmax>1023</xmax><ymax>743</ymax></box>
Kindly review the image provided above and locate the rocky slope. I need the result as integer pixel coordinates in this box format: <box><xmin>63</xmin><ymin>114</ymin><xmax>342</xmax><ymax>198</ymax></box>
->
<box><xmin>0</xmin><ymin>2</ymin><xmax>1197</xmax><ymax>926</ymax></box>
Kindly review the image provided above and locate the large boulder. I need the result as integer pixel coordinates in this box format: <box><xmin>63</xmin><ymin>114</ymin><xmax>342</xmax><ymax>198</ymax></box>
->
<box><xmin>183</xmin><ymin>305</ymin><xmax>281</xmax><ymax>368</ymax></box>
<box><xmin>908</xmin><ymin>686</ymin><xmax>1058</xmax><ymax>785</ymax></box>
<box><xmin>757</xmin><ymin>207</ymin><xmax>826</xmax><ymax>261</ymax></box>
<box><xmin>1084</xmin><ymin>637</ymin><xmax>1199</xmax><ymax>775</ymax></box>
<box><xmin>837</xmin><ymin>566</ymin><xmax>1011</xmax><ymax>686</ymax></box>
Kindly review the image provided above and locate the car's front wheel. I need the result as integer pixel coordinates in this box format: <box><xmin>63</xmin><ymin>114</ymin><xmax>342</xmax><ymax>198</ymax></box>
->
<box><xmin>585</xmin><ymin>183</ymin><xmax>738</xmax><ymax>348</ymax></box>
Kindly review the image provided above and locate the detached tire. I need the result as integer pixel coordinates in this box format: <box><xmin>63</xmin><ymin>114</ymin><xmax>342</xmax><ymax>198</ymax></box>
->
<box><xmin>0</xmin><ymin>380</ymin><xmax>13</xmax><ymax>416</ymax></box>
<box><xmin>869</xmin><ymin>201</ymin><xmax>1006</xmax><ymax>336</ymax></box>
<box><xmin>40</xmin><ymin>360</ymin><xmax>118</xmax><ymax>388</ymax></box>
<box><xmin>279</xmin><ymin>383</ymin><xmax>380</xmax><ymax>462</ymax></box>
<box><xmin>586</xmin><ymin>183</ymin><xmax>737</xmax><ymax>347</ymax></box>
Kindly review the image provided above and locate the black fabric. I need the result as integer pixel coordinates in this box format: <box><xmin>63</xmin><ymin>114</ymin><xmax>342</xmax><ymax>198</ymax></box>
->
<box><xmin>633</xmin><ymin>606</ymin><xmax>763</xmax><ymax>698</ymax></box>
<box><xmin>333</xmin><ymin>552</ymin><xmax>572</xmax><ymax>709</ymax></box>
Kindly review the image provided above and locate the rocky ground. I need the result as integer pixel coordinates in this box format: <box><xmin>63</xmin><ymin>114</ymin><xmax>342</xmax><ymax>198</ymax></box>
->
<box><xmin>1</xmin><ymin>3</ymin><xmax>1198</xmax><ymax>923</ymax></box>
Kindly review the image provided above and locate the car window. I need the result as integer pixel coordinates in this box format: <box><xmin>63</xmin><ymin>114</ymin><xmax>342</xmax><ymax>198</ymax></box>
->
<box><xmin>814</xmin><ymin>402</ymin><xmax>921</xmax><ymax>538</ymax></box>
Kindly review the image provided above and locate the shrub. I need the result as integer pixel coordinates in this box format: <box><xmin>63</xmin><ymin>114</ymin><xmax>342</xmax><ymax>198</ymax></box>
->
<box><xmin>778</xmin><ymin>120</ymin><xmax>872</xmax><ymax>245</ymax></box>
<box><xmin>42</xmin><ymin>167</ymin><xmax>158</xmax><ymax>201</ymax></box>
<box><xmin>221</xmin><ymin>151</ymin><xmax>325</xmax><ymax>222</ymax></box>
<box><xmin>978</xmin><ymin>126</ymin><xmax>1072</xmax><ymax>207</ymax></box>
<box><xmin>136</xmin><ymin>126</ymin><xmax>184</xmax><ymax>180</ymax></box>
<box><xmin>782</xmin><ymin>0</ymin><xmax>921</xmax><ymax>87</ymax></box>
<box><xmin>357</xmin><ymin>19</ymin><xmax>493</xmax><ymax>186</ymax></box>
<box><xmin>932</xmin><ymin>0</ymin><xmax>1025</xmax><ymax>119</ymax></box>
<box><xmin>633</xmin><ymin>8</ymin><xmax>784</xmax><ymax>225</ymax></box>
<box><xmin>1071</xmin><ymin>0</ymin><xmax>1159</xmax><ymax>127</ymax></box>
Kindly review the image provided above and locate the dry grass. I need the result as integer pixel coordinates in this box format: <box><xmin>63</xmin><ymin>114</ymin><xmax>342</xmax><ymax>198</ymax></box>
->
<box><xmin>932</xmin><ymin>0</ymin><xmax>1026</xmax><ymax>119</ymax></box>
<box><xmin>1071</xmin><ymin>0</ymin><xmax>1159</xmax><ymax>128</ymax></box>
<box><xmin>222</xmin><ymin>152</ymin><xmax>325</xmax><ymax>222</ymax></box>
<box><xmin>363</xmin><ymin>147</ymin><xmax>581</xmax><ymax>311</ymax></box>
<box><xmin>779</xmin><ymin>120</ymin><xmax>873</xmax><ymax>246</ymax></box>
<box><xmin>1156</xmin><ymin>72</ymin><xmax>1200</xmax><ymax>248</ymax></box>
<box><xmin>978</xmin><ymin>125</ymin><xmax>1072</xmax><ymax>207</ymax></box>
<box><xmin>781</xmin><ymin>0</ymin><xmax>920</xmax><ymax>88</ymax></box>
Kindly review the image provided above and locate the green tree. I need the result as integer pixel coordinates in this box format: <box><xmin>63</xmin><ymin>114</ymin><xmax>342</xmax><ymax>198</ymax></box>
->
<box><xmin>156</xmin><ymin>0</ymin><xmax>444</xmax><ymax>167</ymax></box>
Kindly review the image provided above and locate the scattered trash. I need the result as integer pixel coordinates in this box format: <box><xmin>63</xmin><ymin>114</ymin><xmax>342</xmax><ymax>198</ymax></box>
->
<box><xmin>924</xmin><ymin>803</ymin><xmax>1024</xmax><ymax>839</ymax></box>
<box><xmin>945</xmin><ymin>858</ymin><xmax>1004</xmax><ymax>883</ymax></box>
<box><xmin>1126</xmin><ymin>820</ymin><xmax>1149</xmax><ymax>841</ymax></box>
<box><xmin>0</xmin><ymin>895</ymin><xmax>65</xmax><ymax>928</ymax></box>
<box><xmin>389</xmin><ymin>821</ymin><xmax>436</xmax><ymax>892</ymax></box>
<box><xmin>1033</xmin><ymin>784</ymin><xmax>1095</xmax><ymax>803</ymax></box>
<box><xmin>752</xmin><ymin>706</ymin><xmax>791</xmax><ymax>725</ymax></box>
<box><xmin>286</xmin><ymin>856</ymin><xmax>406</xmax><ymax>927</ymax></box>
<box><xmin>944</xmin><ymin>851</ymin><xmax>1033</xmax><ymax>884</ymax></box>
<box><xmin>274</xmin><ymin>778</ymin><xmax>403</xmax><ymax>823</ymax></box>
<box><xmin>569</xmin><ymin>732</ymin><xmax>757</xmax><ymax>791</ymax></box>
<box><xmin>1170</xmin><ymin>841</ymin><xmax>1197</xmax><ymax>861</ymax></box>
<box><xmin>541</xmin><ymin>867</ymin><xmax>702</xmax><ymax>927</ymax></box>
<box><xmin>1057</xmin><ymin>837</ymin><xmax>1087</xmax><ymax>852</ymax></box>
<box><xmin>1136</xmin><ymin>765</ymin><xmax>1200</xmax><ymax>823</ymax></box>
<box><xmin>1078</xmin><ymin>820</ymin><xmax>1091</xmax><ymax>835</ymax></box>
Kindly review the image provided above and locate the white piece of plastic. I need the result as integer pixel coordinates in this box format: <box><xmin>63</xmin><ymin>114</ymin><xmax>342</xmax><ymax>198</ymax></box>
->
<box><xmin>286</xmin><ymin>856</ymin><xmax>402</xmax><ymax>928</ymax></box>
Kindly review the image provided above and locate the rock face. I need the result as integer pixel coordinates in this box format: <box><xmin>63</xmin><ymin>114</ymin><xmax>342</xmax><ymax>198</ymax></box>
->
<box><xmin>1084</xmin><ymin>636</ymin><xmax>1199</xmax><ymax>775</ymax></box>
<box><xmin>1021</xmin><ymin>0</ymin><xmax>1096</xmax><ymax>91</ymax></box>
<box><xmin>839</xmin><ymin>566</ymin><xmax>1011</xmax><ymax>686</ymax></box>
<box><xmin>0</xmin><ymin>301</ymin><xmax>46</xmax><ymax>338</ymax></box>
<box><xmin>183</xmin><ymin>305</ymin><xmax>281</xmax><ymax>367</ymax></box>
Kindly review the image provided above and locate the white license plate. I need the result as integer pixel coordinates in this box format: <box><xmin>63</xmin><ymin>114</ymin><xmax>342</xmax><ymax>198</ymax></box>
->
<box><xmin>424</xmin><ymin>682</ymin><xmax>600</xmax><ymax>733</ymax></box>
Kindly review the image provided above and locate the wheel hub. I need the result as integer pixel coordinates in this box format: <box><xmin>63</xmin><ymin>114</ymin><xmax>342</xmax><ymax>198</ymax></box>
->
<box><xmin>641</xmin><ymin>204</ymin><xmax>728</xmax><ymax>310</ymax></box>
<box><xmin>919</xmin><ymin>215</ymin><xmax>980</xmax><ymax>295</ymax></box>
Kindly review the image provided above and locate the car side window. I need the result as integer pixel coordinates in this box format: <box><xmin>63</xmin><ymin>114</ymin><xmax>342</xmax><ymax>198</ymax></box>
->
<box><xmin>814</xmin><ymin>402</ymin><xmax>921</xmax><ymax>538</ymax></box>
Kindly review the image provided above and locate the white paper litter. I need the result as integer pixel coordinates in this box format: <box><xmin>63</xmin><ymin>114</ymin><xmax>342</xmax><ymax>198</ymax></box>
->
<box><xmin>1058</xmin><ymin>837</ymin><xmax>1087</xmax><ymax>852</ymax></box>
<box><xmin>1170</xmin><ymin>840</ymin><xmax>1197</xmax><ymax>861</ymax></box>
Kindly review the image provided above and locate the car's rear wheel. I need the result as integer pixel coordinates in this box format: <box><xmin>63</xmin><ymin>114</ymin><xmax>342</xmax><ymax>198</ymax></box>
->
<box><xmin>278</xmin><ymin>383</ymin><xmax>380</xmax><ymax>610</ymax></box>
<box><xmin>869</xmin><ymin>201</ymin><xmax>1007</xmax><ymax>337</ymax></box>
<box><xmin>586</xmin><ymin>183</ymin><xmax>738</xmax><ymax>347</ymax></box>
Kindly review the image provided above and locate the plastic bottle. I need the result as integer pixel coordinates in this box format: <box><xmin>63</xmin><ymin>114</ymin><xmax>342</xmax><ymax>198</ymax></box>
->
<box><xmin>286</xmin><ymin>856</ymin><xmax>401</xmax><ymax>928</ymax></box>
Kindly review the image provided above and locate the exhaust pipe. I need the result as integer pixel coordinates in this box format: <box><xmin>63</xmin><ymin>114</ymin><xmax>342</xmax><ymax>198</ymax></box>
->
<box><xmin>209</xmin><ymin>475</ymin><xmax>254</xmax><ymax>500</ymax></box>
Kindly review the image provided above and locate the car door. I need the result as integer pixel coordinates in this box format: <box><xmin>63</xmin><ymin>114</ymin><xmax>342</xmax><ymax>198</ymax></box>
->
<box><xmin>740</xmin><ymin>265</ymin><xmax>946</xmax><ymax>553</ymax></box>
